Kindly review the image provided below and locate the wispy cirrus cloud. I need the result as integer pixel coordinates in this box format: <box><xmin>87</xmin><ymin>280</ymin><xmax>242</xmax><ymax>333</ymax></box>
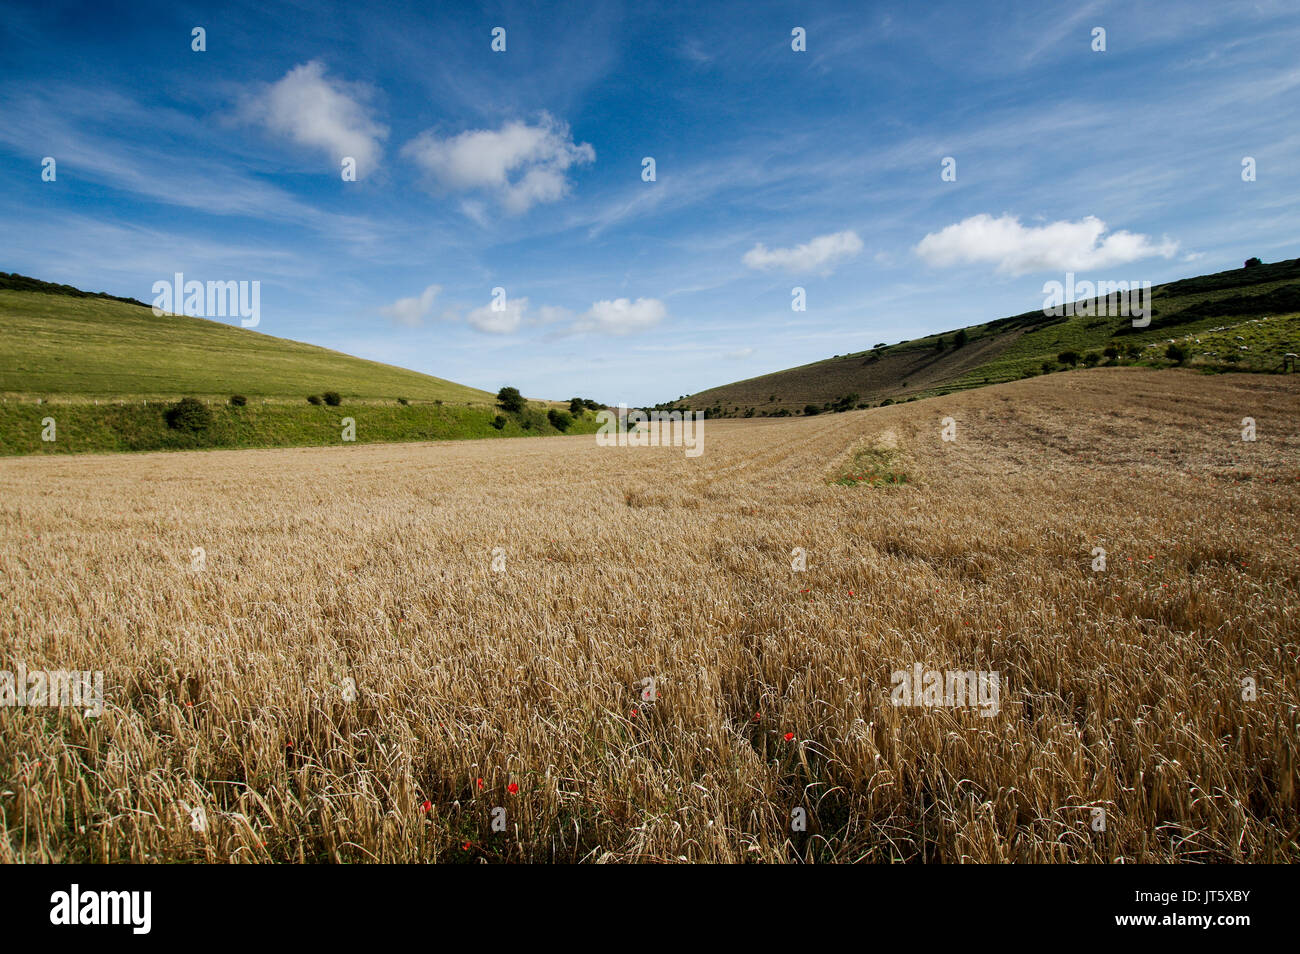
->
<box><xmin>0</xmin><ymin>84</ymin><xmax>383</xmax><ymax>241</ymax></box>
<box><xmin>914</xmin><ymin>214</ymin><xmax>1179</xmax><ymax>275</ymax></box>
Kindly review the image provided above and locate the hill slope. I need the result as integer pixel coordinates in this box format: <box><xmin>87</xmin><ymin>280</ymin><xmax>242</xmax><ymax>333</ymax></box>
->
<box><xmin>0</xmin><ymin>278</ymin><xmax>491</xmax><ymax>404</ymax></box>
<box><xmin>676</xmin><ymin>257</ymin><xmax>1300</xmax><ymax>416</ymax></box>
<box><xmin>0</xmin><ymin>274</ymin><xmax>599</xmax><ymax>455</ymax></box>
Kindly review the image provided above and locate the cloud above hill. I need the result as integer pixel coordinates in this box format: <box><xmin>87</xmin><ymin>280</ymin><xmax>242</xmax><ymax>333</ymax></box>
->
<box><xmin>466</xmin><ymin>296</ymin><xmax>529</xmax><ymax>334</ymax></box>
<box><xmin>915</xmin><ymin>214</ymin><xmax>1179</xmax><ymax>275</ymax></box>
<box><xmin>380</xmin><ymin>285</ymin><xmax>441</xmax><ymax>327</ymax></box>
<box><xmin>241</xmin><ymin>61</ymin><xmax>387</xmax><ymax>176</ymax></box>
<box><xmin>573</xmin><ymin>297</ymin><xmax>666</xmax><ymax>335</ymax></box>
<box><xmin>403</xmin><ymin>113</ymin><xmax>595</xmax><ymax>214</ymax></box>
<box><xmin>743</xmin><ymin>230</ymin><xmax>863</xmax><ymax>274</ymax></box>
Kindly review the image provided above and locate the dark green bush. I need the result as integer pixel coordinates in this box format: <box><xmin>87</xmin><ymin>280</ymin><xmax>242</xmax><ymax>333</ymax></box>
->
<box><xmin>229</xmin><ymin>394</ymin><xmax>247</xmax><ymax>407</ymax></box>
<box><xmin>307</xmin><ymin>395</ymin><xmax>323</xmax><ymax>405</ymax></box>
<box><xmin>547</xmin><ymin>408</ymin><xmax>573</xmax><ymax>432</ymax></box>
<box><xmin>165</xmin><ymin>397</ymin><xmax>213</xmax><ymax>432</ymax></box>
<box><xmin>491</xmin><ymin>414</ymin><xmax>507</xmax><ymax>430</ymax></box>
<box><xmin>1166</xmin><ymin>343</ymin><xmax>1188</xmax><ymax>363</ymax></box>
<box><xmin>323</xmin><ymin>391</ymin><xmax>341</xmax><ymax>406</ymax></box>
<box><xmin>497</xmin><ymin>386</ymin><xmax>526</xmax><ymax>413</ymax></box>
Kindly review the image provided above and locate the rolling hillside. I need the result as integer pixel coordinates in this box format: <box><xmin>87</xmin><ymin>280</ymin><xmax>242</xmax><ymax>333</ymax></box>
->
<box><xmin>0</xmin><ymin>274</ymin><xmax>492</xmax><ymax>403</ymax></box>
<box><xmin>0</xmin><ymin>274</ymin><xmax>599</xmax><ymax>455</ymax></box>
<box><xmin>674</xmin><ymin>257</ymin><xmax>1300</xmax><ymax>416</ymax></box>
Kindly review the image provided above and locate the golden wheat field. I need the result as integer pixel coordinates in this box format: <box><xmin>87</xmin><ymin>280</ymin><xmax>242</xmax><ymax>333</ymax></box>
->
<box><xmin>1</xmin><ymin>366</ymin><xmax>1297</xmax><ymax>863</ymax></box>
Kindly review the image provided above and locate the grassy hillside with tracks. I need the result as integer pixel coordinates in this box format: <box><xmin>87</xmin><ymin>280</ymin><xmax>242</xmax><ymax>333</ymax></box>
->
<box><xmin>677</xmin><ymin>257</ymin><xmax>1300</xmax><ymax>416</ymax></box>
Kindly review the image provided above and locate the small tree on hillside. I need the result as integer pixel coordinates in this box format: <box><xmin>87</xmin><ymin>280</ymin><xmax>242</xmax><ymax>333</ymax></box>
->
<box><xmin>496</xmin><ymin>386</ymin><xmax>526</xmax><ymax>413</ymax></box>
<box><xmin>954</xmin><ymin>328</ymin><xmax>969</xmax><ymax>347</ymax></box>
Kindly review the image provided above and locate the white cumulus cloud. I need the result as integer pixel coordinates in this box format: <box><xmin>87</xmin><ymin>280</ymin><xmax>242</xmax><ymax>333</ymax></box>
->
<box><xmin>743</xmin><ymin>230</ymin><xmax>863</xmax><ymax>274</ymax></box>
<box><xmin>914</xmin><ymin>214</ymin><xmax>1179</xmax><ymax>275</ymax></box>
<box><xmin>403</xmin><ymin>113</ymin><xmax>594</xmax><ymax>214</ymax></box>
<box><xmin>467</xmin><ymin>296</ymin><xmax>529</xmax><ymax>335</ymax></box>
<box><xmin>241</xmin><ymin>61</ymin><xmax>387</xmax><ymax>177</ymax></box>
<box><xmin>380</xmin><ymin>285</ymin><xmax>441</xmax><ymax>327</ymax></box>
<box><xmin>574</xmin><ymin>297</ymin><xmax>666</xmax><ymax>335</ymax></box>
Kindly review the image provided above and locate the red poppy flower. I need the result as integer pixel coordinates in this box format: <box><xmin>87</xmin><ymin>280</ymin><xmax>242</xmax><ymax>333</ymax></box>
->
<box><xmin>421</xmin><ymin>800</ymin><xmax>432</xmax><ymax>813</ymax></box>
<box><xmin>507</xmin><ymin>782</ymin><xmax>519</xmax><ymax>794</ymax></box>
<box><xmin>784</xmin><ymin>732</ymin><xmax>794</xmax><ymax>741</ymax></box>
<box><xmin>476</xmin><ymin>777</ymin><xmax>484</xmax><ymax>789</ymax></box>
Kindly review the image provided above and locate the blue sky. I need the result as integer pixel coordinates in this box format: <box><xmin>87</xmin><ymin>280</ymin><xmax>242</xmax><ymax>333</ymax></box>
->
<box><xmin>2</xmin><ymin>0</ymin><xmax>1297</xmax><ymax>405</ymax></box>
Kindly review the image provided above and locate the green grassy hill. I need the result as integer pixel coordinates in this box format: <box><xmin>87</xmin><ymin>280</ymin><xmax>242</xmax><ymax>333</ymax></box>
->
<box><xmin>0</xmin><ymin>274</ymin><xmax>598</xmax><ymax>455</ymax></box>
<box><xmin>674</xmin><ymin>257</ymin><xmax>1300</xmax><ymax>416</ymax></box>
<box><xmin>0</xmin><ymin>277</ymin><xmax>491</xmax><ymax>403</ymax></box>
